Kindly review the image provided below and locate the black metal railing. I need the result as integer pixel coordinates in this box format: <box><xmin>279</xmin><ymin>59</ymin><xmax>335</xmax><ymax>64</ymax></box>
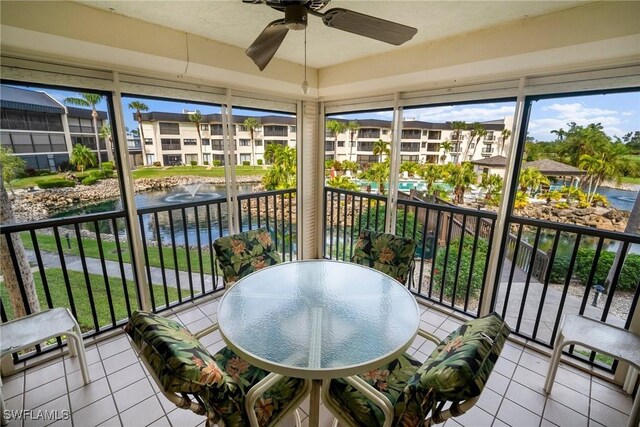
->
<box><xmin>494</xmin><ymin>216</ymin><xmax>640</xmax><ymax>370</ymax></box>
<box><xmin>0</xmin><ymin>189</ymin><xmax>297</xmax><ymax>361</ymax></box>
<box><xmin>323</xmin><ymin>187</ymin><xmax>497</xmax><ymax>317</ymax></box>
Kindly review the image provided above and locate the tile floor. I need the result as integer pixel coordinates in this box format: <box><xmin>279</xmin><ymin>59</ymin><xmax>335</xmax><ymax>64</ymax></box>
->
<box><xmin>1</xmin><ymin>296</ymin><xmax>635</xmax><ymax>427</ymax></box>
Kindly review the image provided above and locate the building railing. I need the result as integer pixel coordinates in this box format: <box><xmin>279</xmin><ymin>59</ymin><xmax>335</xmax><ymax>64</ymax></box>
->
<box><xmin>0</xmin><ymin>189</ymin><xmax>297</xmax><ymax>361</ymax></box>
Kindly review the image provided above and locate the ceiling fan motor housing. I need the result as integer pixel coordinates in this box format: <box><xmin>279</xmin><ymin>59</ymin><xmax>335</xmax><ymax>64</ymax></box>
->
<box><xmin>285</xmin><ymin>4</ymin><xmax>307</xmax><ymax>30</ymax></box>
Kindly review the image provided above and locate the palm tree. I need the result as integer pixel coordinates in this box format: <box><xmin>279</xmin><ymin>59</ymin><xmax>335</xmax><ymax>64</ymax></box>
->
<box><xmin>440</xmin><ymin>140</ymin><xmax>453</xmax><ymax>164</ymax></box>
<box><xmin>326</xmin><ymin>175</ymin><xmax>359</xmax><ymax>191</ymax></box>
<box><xmin>372</xmin><ymin>139</ymin><xmax>389</xmax><ymax>163</ymax></box>
<box><xmin>64</xmin><ymin>93</ymin><xmax>104</xmax><ymax>168</ymax></box>
<box><xmin>263</xmin><ymin>145</ymin><xmax>296</xmax><ymax>190</ymax></box>
<box><xmin>188</xmin><ymin>110</ymin><xmax>204</xmax><ymax>165</ymax></box>
<box><xmin>326</xmin><ymin>119</ymin><xmax>347</xmax><ymax>157</ymax></box>
<box><xmin>479</xmin><ymin>173</ymin><xmax>503</xmax><ymax>205</ymax></box>
<box><xmin>0</xmin><ymin>147</ymin><xmax>25</xmax><ymax>196</ymax></box>
<box><xmin>519</xmin><ymin>167</ymin><xmax>550</xmax><ymax>195</ymax></box>
<box><xmin>347</xmin><ymin>121</ymin><xmax>359</xmax><ymax>161</ymax></box>
<box><xmin>243</xmin><ymin>117</ymin><xmax>260</xmax><ymax>166</ymax></box>
<box><xmin>70</xmin><ymin>144</ymin><xmax>97</xmax><ymax>172</ymax></box>
<box><xmin>98</xmin><ymin>122</ymin><xmax>114</xmax><ymax>163</ymax></box>
<box><xmin>0</xmin><ymin>161</ymin><xmax>41</xmax><ymax>318</ymax></box>
<box><xmin>399</xmin><ymin>161</ymin><xmax>419</xmax><ymax>177</ymax></box>
<box><xmin>470</xmin><ymin>123</ymin><xmax>487</xmax><ymax>159</ymax></box>
<box><xmin>499</xmin><ymin>129</ymin><xmax>512</xmax><ymax>155</ymax></box>
<box><xmin>444</xmin><ymin>162</ymin><xmax>477</xmax><ymax>204</ymax></box>
<box><xmin>359</xmin><ymin>162</ymin><xmax>390</xmax><ymax>195</ymax></box>
<box><xmin>128</xmin><ymin>101</ymin><xmax>149</xmax><ymax>165</ymax></box>
<box><xmin>578</xmin><ymin>153</ymin><xmax>604</xmax><ymax>200</ymax></box>
<box><xmin>419</xmin><ymin>164</ymin><xmax>443</xmax><ymax>197</ymax></box>
<box><xmin>450</xmin><ymin>121</ymin><xmax>467</xmax><ymax>164</ymax></box>
<box><xmin>551</xmin><ymin>128</ymin><xmax>566</xmax><ymax>142</ymax></box>
<box><xmin>341</xmin><ymin>160</ymin><xmax>359</xmax><ymax>175</ymax></box>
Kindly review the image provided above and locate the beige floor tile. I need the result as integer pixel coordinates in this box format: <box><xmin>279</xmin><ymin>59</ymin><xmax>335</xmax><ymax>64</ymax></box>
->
<box><xmin>68</xmin><ymin>377</ymin><xmax>111</xmax><ymax>412</ymax></box>
<box><xmin>72</xmin><ymin>396</ymin><xmax>118</xmax><ymax>427</ymax></box>
<box><xmin>496</xmin><ymin>398</ymin><xmax>540</xmax><ymax>427</ymax></box>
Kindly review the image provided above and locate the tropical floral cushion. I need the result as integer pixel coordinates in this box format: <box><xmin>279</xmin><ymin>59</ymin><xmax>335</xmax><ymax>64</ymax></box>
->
<box><xmin>126</xmin><ymin>311</ymin><xmax>307</xmax><ymax>427</ymax></box>
<box><xmin>327</xmin><ymin>354</ymin><xmax>422</xmax><ymax>427</ymax></box>
<box><xmin>351</xmin><ymin>229</ymin><xmax>417</xmax><ymax>284</ymax></box>
<box><xmin>325</xmin><ymin>313</ymin><xmax>510</xmax><ymax>427</ymax></box>
<box><xmin>213</xmin><ymin>228</ymin><xmax>282</xmax><ymax>284</ymax></box>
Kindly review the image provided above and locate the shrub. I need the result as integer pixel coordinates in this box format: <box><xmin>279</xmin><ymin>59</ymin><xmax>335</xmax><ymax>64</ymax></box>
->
<box><xmin>153</xmin><ymin>161</ymin><xmax>162</xmax><ymax>167</ymax></box>
<box><xmin>102</xmin><ymin>161</ymin><xmax>114</xmax><ymax>171</ymax></box>
<box><xmin>102</xmin><ymin>170</ymin><xmax>114</xmax><ymax>178</ymax></box>
<box><xmin>242</xmin><ymin>161</ymin><xmax>250</xmax><ymax>166</ymax></box>
<box><xmin>89</xmin><ymin>170</ymin><xmax>105</xmax><ymax>179</ymax></box>
<box><xmin>257</xmin><ymin>159</ymin><xmax>263</xmax><ymax>165</ymax></box>
<box><xmin>203</xmin><ymin>161</ymin><xmax>209</xmax><ymax>165</ymax></box>
<box><xmin>555</xmin><ymin>202</ymin><xmax>570</xmax><ymax>209</ymax></box>
<box><xmin>82</xmin><ymin>176</ymin><xmax>98</xmax><ymax>185</ymax></box>
<box><xmin>213</xmin><ymin>160</ymin><xmax>222</xmax><ymax>167</ymax></box>
<box><xmin>190</xmin><ymin>160</ymin><xmax>198</xmax><ymax>166</ymax></box>
<box><xmin>550</xmin><ymin>248</ymin><xmax>640</xmax><ymax>291</ymax></box>
<box><xmin>37</xmin><ymin>170</ymin><xmax>53</xmax><ymax>176</ymax></box>
<box><xmin>432</xmin><ymin>237</ymin><xmax>489</xmax><ymax>300</ymax></box>
<box><xmin>36</xmin><ymin>179</ymin><xmax>75</xmax><ymax>189</ymax></box>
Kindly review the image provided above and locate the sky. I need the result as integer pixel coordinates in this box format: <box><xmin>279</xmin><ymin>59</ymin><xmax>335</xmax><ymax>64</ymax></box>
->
<box><xmin>9</xmin><ymin>84</ymin><xmax>639</xmax><ymax>142</ymax></box>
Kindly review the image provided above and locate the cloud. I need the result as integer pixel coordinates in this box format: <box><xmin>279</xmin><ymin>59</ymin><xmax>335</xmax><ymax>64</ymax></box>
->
<box><xmin>406</xmin><ymin>105</ymin><xmax>516</xmax><ymax>123</ymax></box>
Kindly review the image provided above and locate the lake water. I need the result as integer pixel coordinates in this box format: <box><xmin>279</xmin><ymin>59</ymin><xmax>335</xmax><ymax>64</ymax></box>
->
<box><xmin>596</xmin><ymin>186</ymin><xmax>638</xmax><ymax>212</ymax></box>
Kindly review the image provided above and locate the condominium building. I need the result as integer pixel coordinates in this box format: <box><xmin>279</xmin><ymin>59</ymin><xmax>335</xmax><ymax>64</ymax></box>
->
<box><xmin>0</xmin><ymin>85</ymin><xmax>108</xmax><ymax>171</ymax></box>
<box><xmin>137</xmin><ymin>112</ymin><xmax>512</xmax><ymax>167</ymax></box>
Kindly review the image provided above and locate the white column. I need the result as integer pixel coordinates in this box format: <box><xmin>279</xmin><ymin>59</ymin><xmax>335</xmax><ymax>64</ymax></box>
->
<box><xmin>222</xmin><ymin>89</ymin><xmax>239</xmax><ymax>235</ymax></box>
<box><xmin>479</xmin><ymin>77</ymin><xmax>527</xmax><ymax>316</ymax></box>
<box><xmin>111</xmin><ymin>72</ymin><xmax>151</xmax><ymax>311</ymax></box>
<box><xmin>386</xmin><ymin>93</ymin><xmax>403</xmax><ymax>234</ymax></box>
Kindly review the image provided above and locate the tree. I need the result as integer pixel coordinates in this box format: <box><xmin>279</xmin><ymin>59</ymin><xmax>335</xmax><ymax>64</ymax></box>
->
<box><xmin>440</xmin><ymin>140</ymin><xmax>453</xmax><ymax>164</ymax></box>
<box><xmin>326</xmin><ymin>119</ymin><xmax>347</xmax><ymax>157</ymax></box>
<box><xmin>188</xmin><ymin>110</ymin><xmax>204</xmax><ymax>165</ymax></box>
<box><xmin>64</xmin><ymin>93</ymin><xmax>105</xmax><ymax>167</ymax></box>
<box><xmin>479</xmin><ymin>173</ymin><xmax>503</xmax><ymax>206</ymax></box>
<box><xmin>499</xmin><ymin>128</ymin><xmax>512</xmax><ymax>155</ymax></box>
<box><xmin>419</xmin><ymin>164</ymin><xmax>443</xmax><ymax>197</ymax></box>
<box><xmin>399</xmin><ymin>161</ymin><xmax>419</xmax><ymax>177</ymax></box>
<box><xmin>0</xmin><ymin>147</ymin><xmax>25</xmax><ymax>196</ymax></box>
<box><xmin>326</xmin><ymin>175</ymin><xmax>359</xmax><ymax>191</ymax></box>
<box><xmin>621</xmin><ymin>130</ymin><xmax>640</xmax><ymax>153</ymax></box>
<box><xmin>470</xmin><ymin>123</ymin><xmax>487</xmax><ymax>159</ymax></box>
<box><xmin>0</xmin><ymin>161</ymin><xmax>41</xmax><ymax>318</ymax></box>
<box><xmin>263</xmin><ymin>144</ymin><xmax>296</xmax><ymax>190</ymax></box>
<box><xmin>444</xmin><ymin>162</ymin><xmax>476</xmax><ymax>204</ymax></box>
<box><xmin>359</xmin><ymin>162</ymin><xmax>389</xmax><ymax>195</ymax></box>
<box><xmin>450</xmin><ymin>121</ymin><xmax>467</xmax><ymax>164</ymax></box>
<box><xmin>70</xmin><ymin>144</ymin><xmax>97</xmax><ymax>172</ymax></box>
<box><xmin>341</xmin><ymin>160</ymin><xmax>359</xmax><ymax>175</ymax></box>
<box><xmin>604</xmin><ymin>191</ymin><xmax>640</xmax><ymax>291</ymax></box>
<box><xmin>519</xmin><ymin>167</ymin><xmax>549</xmax><ymax>195</ymax></box>
<box><xmin>559</xmin><ymin>122</ymin><xmax>609</xmax><ymax>166</ymax></box>
<box><xmin>372</xmin><ymin>139</ymin><xmax>389</xmax><ymax>163</ymax></box>
<box><xmin>243</xmin><ymin>117</ymin><xmax>260</xmax><ymax>166</ymax></box>
<box><xmin>464</xmin><ymin>122</ymin><xmax>485</xmax><ymax>161</ymax></box>
<box><xmin>347</xmin><ymin>121</ymin><xmax>359</xmax><ymax>161</ymax></box>
<box><xmin>128</xmin><ymin>101</ymin><xmax>149</xmax><ymax>165</ymax></box>
<box><xmin>99</xmin><ymin>122</ymin><xmax>114</xmax><ymax>164</ymax></box>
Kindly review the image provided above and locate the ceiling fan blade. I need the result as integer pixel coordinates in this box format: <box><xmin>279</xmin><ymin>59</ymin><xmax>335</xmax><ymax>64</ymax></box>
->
<box><xmin>245</xmin><ymin>19</ymin><xmax>289</xmax><ymax>71</ymax></box>
<box><xmin>321</xmin><ymin>8</ymin><xmax>417</xmax><ymax>46</ymax></box>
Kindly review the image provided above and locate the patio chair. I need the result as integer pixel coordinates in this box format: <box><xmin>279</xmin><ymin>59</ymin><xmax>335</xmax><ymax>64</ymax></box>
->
<box><xmin>126</xmin><ymin>310</ymin><xmax>310</xmax><ymax>427</ymax></box>
<box><xmin>213</xmin><ymin>228</ymin><xmax>282</xmax><ymax>286</ymax></box>
<box><xmin>322</xmin><ymin>312</ymin><xmax>511</xmax><ymax>427</ymax></box>
<box><xmin>351</xmin><ymin>229</ymin><xmax>417</xmax><ymax>285</ymax></box>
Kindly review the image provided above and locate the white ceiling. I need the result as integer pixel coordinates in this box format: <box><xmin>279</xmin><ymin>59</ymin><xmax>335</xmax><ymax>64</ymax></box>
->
<box><xmin>78</xmin><ymin>0</ymin><xmax>589</xmax><ymax>69</ymax></box>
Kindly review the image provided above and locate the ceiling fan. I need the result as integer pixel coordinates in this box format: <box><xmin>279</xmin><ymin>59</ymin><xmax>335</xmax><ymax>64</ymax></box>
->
<box><xmin>242</xmin><ymin>0</ymin><xmax>418</xmax><ymax>71</ymax></box>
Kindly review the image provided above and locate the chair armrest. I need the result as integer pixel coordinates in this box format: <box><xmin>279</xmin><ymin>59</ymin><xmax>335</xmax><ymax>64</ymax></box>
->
<box><xmin>417</xmin><ymin>329</ymin><xmax>442</xmax><ymax>345</ymax></box>
<box><xmin>343</xmin><ymin>376</ymin><xmax>394</xmax><ymax>427</ymax></box>
<box><xmin>193</xmin><ymin>323</ymin><xmax>219</xmax><ymax>340</ymax></box>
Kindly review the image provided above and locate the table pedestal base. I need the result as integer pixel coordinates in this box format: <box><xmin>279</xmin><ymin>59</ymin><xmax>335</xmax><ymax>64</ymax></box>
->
<box><xmin>309</xmin><ymin>380</ymin><xmax>321</xmax><ymax>427</ymax></box>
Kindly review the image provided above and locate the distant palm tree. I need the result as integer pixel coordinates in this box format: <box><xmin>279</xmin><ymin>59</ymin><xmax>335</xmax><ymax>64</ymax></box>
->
<box><xmin>70</xmin><ymin>144</ymin><xmax>97</xmax><ymax>172</ymax></box>
<box><xmin>499</xmin><ymin>129</ymin><xmax>512</xmax><ymax>155</ymax></box>
<box><xmin>360</xmin><ymin>162</ymin><xmax>389</xmax><ymax>195</ymax></box>
<box><xmin>444</xmin><ymin>162</ymin><xmax>477</xmax><ymax>204</ymax></box>
<box><xmin>64</xmin><ymin>93</ymin><xmax>104</xmax><ymax>167</ymax></box>
<box><xmin>419</xmin><ymin>163</ymin><xmax>443</xmax><ymax>196</ymax></box>
<box><xmin>243</xmin><ymin>117</ymin><xmax>260</xmax><ymax>165</ymax></box>
<box><xmin>440</xmin><ymin>140</ymin><xmax>453</xmax><ymax>164</ymax></box>
<box><xmin>470</xmin><ymin>123</ymin><xmax>487</xmax><ymax>159</ymax></box>
<box><xmin>347</xmin><ymin>121</ymin><xmax>359</xmax><ymax>161</ymax></box>
<box><xmin>99</xmin><ymin>122</ymin><xmax>114</xmax><ymax>163</ymax></box>
<box><xmin>189</xmin><ymin>110</ymin><xmax>203</xmax><ymax>165</ymax></box>
<box><xmin>372</xmin><ymin>139</ymin><xmax>389</xmax><ymax>163</ymax></box>
<box><xmin>450</xmin><ymin>121</ymin><xmax>467</xmax><ymax>164</ymax></box>
<box><xmin>326</xmin><ymin>119</ymin><xmax>347</xmax><ymax>157</ymax></box>
<box><xmin>519</xmin><ymin>167</ymin><xmax>549</xmax><ymax>195</ymax></box>
<box><xmin>128</xmin><ymin>101</ymin><xmax>149</xmax><ymax>165</ymax></box>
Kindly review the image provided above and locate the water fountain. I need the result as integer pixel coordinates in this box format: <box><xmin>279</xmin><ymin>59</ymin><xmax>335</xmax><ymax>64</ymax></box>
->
<box><xmin>164</xmin><ymin>183</ymin><xmax>221</xmax><ymax>203</ymax></box>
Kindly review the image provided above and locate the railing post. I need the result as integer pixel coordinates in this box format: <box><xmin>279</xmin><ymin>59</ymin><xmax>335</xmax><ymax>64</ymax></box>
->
<box><xmin>479</xmin><ymin>77</ymin><xmax>527</xmax><ymax>317</ymax></box>
<box><xmin>111</xmin><ymin>72</ymin><xmax>151</xmax><ymax>311</ymax></box>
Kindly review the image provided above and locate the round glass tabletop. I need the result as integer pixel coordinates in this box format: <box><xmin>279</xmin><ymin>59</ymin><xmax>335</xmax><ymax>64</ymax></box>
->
<box><xmin>217</xmin><ymin>260</ymin><xmax>420</xmax><ymax>379</ymax></box>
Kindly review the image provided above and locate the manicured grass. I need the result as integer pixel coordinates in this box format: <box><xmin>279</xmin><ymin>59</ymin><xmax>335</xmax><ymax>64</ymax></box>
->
<box><xmin>20</xmin><ymin>232</ymin><xmax>216</xmax><ymax>275</ymax></box>
<box><xmin>131</xmin><ymin>165</ymin><xmax>267</xmax><ymax>179</ymax></box>
<box><xmin>621</xmin><ymin>176</ymin><xmax>640</xmax><ymax>184</ymax></box>
<box><xmin>0</xmin><ymin>268</ymin><xmax>179</xmax><ymax>332</ymax></box>
<box><xmin>10</xmin><ymin>173</ymin><xmax>67</xmax><ymax>190</ymax></box>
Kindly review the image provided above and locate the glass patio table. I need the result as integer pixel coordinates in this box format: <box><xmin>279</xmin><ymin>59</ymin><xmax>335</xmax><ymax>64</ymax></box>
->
<box><xmin>217</xmin><ymin>259</ymin><xmax>420</xmax><ymax>427</ymax></box>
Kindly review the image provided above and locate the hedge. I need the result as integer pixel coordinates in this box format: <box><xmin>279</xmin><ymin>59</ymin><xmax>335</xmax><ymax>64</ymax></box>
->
<box><xmin>432</xmin><ymin>237</ymin><xmax>489</xmax><ymax>300</ymax></box>
<box><xmin>257</xmin><ymin>159</ymin><xmax>263</xmax><ymax>165</ymax></box>
<box><xmin>82</xmin><ymin>176</ymin><xmax>98</xmax><ymax>186</ymax></box>
<box><xmin>36</xmin><ymin>179</ymin><xmax>75</xmax><ymax>189</ymax></box>
<box><xmin>242</xmin><ymin>161</ymin><xmax>250</xmax><ymax>166</ymax></box>
<box><xmin>213</xmin><ymin>160</ymin><xmax>222</xmax><ymax>167</ymax></box>
<box><xmin>190</xmin><ymin>161</ymin><xmax>197</xmax><ymax>166</ymax></box>
<box><xmin>550</xmin><ymin>248</ymin><xmax>640</xmax><ymax>291</ymax></box>
<box><xmin>89</xmin><ymin>170</ymin><xmax>105</xmax><ymax>179</ymax></box>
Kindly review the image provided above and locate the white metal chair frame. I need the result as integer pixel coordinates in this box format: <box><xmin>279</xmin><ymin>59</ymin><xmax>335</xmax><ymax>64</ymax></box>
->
<box><xmin>322</xmin><ymin>328</ymin><xmax>480</xmax><ymax>427</ymax></box>
<box><xmin>130</xmin><ymin>321</ymin><xmax>311</xmax><ymax>427</ymax></box>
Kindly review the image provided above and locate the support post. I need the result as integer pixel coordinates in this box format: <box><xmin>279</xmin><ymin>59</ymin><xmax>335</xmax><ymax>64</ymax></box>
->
<box><xmin>386</xmin><ymin>93</ymin><xmax>403</xmax><ymax>234</ymax></box>
<box><xmin>222</xmin><ymin>89</ymin><xmax>239</xmax><ymax>235</ymax></box>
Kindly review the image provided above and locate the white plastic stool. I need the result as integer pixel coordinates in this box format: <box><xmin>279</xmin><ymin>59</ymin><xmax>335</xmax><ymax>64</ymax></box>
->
<box><xmin>544</xmin><ymin>314</ymin><xmax>640</xmax><ymax>427</ymax></box>
<box><xmin>0</xmin><ymin>308</ymin><xmax>91</xmax><ymax>425</ymax></box>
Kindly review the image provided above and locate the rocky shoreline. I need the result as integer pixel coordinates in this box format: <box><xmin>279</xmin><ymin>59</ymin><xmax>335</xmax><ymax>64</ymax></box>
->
<box><xmin>11</xmin><ymin>176</ymin><xmax>264</xmax><ymax>222</ymax></box>
<box><xmin>515</xmin><ymin>204</ymin><xmax>629</xmax><ymax>232</ymax></box>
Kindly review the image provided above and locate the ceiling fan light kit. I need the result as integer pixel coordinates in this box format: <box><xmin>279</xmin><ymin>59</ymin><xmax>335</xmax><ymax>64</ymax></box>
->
<box><xmin>243</xmin><ymin>0</ymin><xmax>418</xmax><ymax>71</ymax></box>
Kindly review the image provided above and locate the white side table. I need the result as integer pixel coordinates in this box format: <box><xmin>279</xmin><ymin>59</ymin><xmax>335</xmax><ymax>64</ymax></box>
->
<box><xmin>1</xmin><ymin>308</ymin><xmax>91</xmax><ymax>425</ymax></box>
<box><xmin>544</xmin><ymin>314</ymin><xmax>640</xmax><ymax>427</ymax></box>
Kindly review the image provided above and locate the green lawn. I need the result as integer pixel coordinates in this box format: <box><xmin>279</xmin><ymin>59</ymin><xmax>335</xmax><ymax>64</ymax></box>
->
<box><xmin>0</xmin><ymin>268</ymin><xmax>179</xmax><ymax>332</ymax></box>
<box><xmin>10</xmin><ymin>173</ymin><xmax>68</xmax><ymax>189</ymax></box>
<box><xmin>621</xmin><ymin>176</ymin><xmax>640</xmax><ymax>184</ymax></box>
<box><xmin>20</xmin><ymin>232</ymin><xmax>217</xmax><ymax>275</ymax></box>
<box><xmin>131</xmin><ymin>165</ymin><xmax>267</xmax><ymax>179</ymax></box>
